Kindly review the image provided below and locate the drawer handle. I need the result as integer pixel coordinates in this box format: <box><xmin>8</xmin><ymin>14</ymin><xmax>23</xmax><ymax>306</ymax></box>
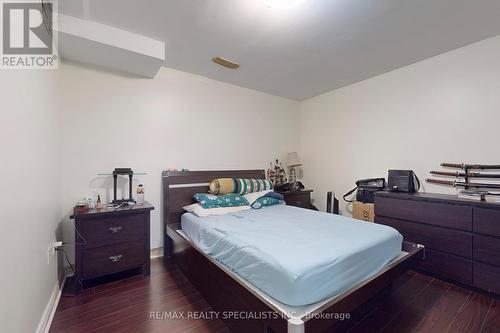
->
<box><xmin>109</xmin><ymin>254</ymin><xmax>123</xmax><ymax>263</ymax></box>
<box><xmin>109</xmin><ymin>226</ymin><xmax>123</xmax><ymax>234</ymax></box>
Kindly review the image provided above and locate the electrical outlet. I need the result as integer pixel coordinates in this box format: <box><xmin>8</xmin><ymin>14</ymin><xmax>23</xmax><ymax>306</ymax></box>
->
<box><xmin>47</xmin><ymin>243</ymin><xmax>52</xmax><ymax>265</ymax></box>
<box><xmin>47</xmin><ymin>241</ymin><xmax>58</xmax><ymax>265</ymax></box>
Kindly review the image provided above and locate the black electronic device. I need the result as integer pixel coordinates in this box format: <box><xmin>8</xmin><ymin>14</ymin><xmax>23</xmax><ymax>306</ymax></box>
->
<box><xmin>343</xmin><ymin>178</ymin><xmax>386</xmax><ymax>203</ymax></box>
<box><xmin>326</xmin><ymin>191</ymin><xmax>339</xmax><ymax>214</ymax></box>
<box><xmin>388</xmin><ymin>170</ymin><xmax>420</xmax><ymax>193</ymax></box>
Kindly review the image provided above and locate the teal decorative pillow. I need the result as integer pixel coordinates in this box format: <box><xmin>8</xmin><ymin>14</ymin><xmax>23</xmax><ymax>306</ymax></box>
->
<box><xmin>193</xmin><ymin>193</ymin><xmax>249</xmax><ymax>209</ymax></box>
<box><xmin>236</xmin><ymin>179</ymin><xmax>273</xmax><ymax>195</ymax></box>
<box><xmin>251</xmin><ymin>196</ymin><xmax>284</xmax><ymax>209</ymax></box>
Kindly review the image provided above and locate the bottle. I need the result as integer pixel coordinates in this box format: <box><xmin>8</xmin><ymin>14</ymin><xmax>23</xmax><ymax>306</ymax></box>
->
<box><xmin>137</xmin><ymin>184</ymin><xmax>145</xmax><ymax>205</ymax></box>
<box><xmin>96</xmin><ymin>195</ymin><xmax>102</xmax><ymax>209</ymax></box>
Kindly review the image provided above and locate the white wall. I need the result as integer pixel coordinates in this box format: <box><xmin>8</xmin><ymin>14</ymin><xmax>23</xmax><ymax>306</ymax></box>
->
<box><xmin>59</xmin><ymin>61</ymin><xmax>300</xmax><ymax>253</ymax></box>
<box><xmin>0</xmin><ymin>71</ymin><xmax>61</xmax><ymax>333</ymax></box>
<box><xmin>0</xmin><ymin>57</ymin><xmax>298</xmax><ymax>333</ymax></box>
<box><xmin>299</xmin><ymin>34</ymin><xmax>500</xmax><ymax>214</ymax></box>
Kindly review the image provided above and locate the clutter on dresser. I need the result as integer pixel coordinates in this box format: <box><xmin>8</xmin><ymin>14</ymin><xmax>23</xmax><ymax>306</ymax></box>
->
<box><xmin>73</xmin><ymin>197</ymin><xmax>109</xmax><ymax>215</ymax></box>
<box><xmin>96</xmin><ymin>195</ymin><xmax>103</xmax><ymax>209</ymax></box>
<box><xmin>166</xmin><ymin>168</ymin><xmax>190</xmax><ymax>172</ymax></box>
<box><xmin>97</xmin><ymin>168</ymin><xmax>147</xmax><ymax>204</ymax></box>
<box><xmin>457</xmin><ymin>189</ymin><xmax>500</xmax><ymax>202</ymax></box>
<box><xmin>136</xmin><ymin>184</ymin><xmax>145</xmax><ymax>205</ymax></box>
<box><xmin>427</xmin><ymin>163</ymin><xmax>500</xmax><ymax>201</ymax></box>
<box><xmin>267</xmin><ymin>159</ymin><xmax>287</xmax><ymax>187</ymax></box>
<box><xmin>387</xmin><ymin>170</ymin><xmax>420</xmax><ymax>193</ymax></box>
<box><xmin>73</xmin><ymin>199</ymin><xmax>90</xmax><ymax>214</ymax></box>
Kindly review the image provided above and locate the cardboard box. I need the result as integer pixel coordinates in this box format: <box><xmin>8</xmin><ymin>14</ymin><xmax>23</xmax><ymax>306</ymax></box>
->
<box><xmin>352</xmin><ymin>201</ymin><xmax>375</xmax><ymax>222</ymax></box>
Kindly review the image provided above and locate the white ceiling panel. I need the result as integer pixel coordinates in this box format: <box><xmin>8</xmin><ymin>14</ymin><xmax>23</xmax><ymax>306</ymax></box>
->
<box><xmin>60</xmin><ymin>0</ymin><xmax>500</xmax><ymax>100</ymax></box>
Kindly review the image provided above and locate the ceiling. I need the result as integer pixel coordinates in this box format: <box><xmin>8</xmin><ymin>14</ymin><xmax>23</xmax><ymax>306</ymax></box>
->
<box><xmin>60</xmin><ymin>0</ymin><xmax>500</xmax><ymax>101</ymax></box>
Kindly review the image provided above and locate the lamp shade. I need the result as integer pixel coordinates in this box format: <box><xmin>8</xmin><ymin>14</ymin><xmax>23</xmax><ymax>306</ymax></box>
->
<box><xmin>287</xmin><ymin>152</ymin><xmax>302</xmax><ymax>167</ymax></box>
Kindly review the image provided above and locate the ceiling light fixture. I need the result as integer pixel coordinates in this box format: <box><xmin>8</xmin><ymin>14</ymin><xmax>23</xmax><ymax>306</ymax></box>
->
<box><xmin>212</xmin><ymin>57</ymin><xmax>240</xmax><ymax>70</ymax></box>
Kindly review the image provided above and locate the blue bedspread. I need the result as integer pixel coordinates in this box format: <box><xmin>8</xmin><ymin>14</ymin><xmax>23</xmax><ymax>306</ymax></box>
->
<box><xmin>181</xmin><ymin>205</ymin><xmax>402</xmax><ymax>306</ymax></box>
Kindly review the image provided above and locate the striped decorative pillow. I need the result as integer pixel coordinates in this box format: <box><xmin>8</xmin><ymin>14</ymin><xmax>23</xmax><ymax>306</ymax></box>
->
<box><xmin>235</xmin><ymin>178</ymin><xmax>273</xmax><ymax>195</ymax></box>
<box><xmin>209</xmin><ymin>178</ymin><xmax>237</xmax><ymax>195</ymax></box>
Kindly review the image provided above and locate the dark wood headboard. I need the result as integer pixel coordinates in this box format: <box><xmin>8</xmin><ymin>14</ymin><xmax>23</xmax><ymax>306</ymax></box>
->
<box><xmin>162</xmin><ymin>169</ymin><xmax>265</xmax><ymax>229</ymax></box>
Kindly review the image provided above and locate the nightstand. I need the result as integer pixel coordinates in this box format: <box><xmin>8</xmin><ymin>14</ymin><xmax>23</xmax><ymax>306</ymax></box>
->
<box><xmin>71</xmin><ymin>202</ymin><xmax>154</xmax><ymax>290</ymax></box>
<box><xmin>276</xmin><ymin>190</ymin><xmax>314</xmax><ymax>209</ymax></box>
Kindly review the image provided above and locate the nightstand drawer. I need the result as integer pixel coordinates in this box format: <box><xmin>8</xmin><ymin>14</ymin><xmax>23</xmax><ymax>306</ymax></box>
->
<box><xmin>82</xmin><ymin>214</ymin><xmax>145</xmax><ymax>248</ymax></box>
<box><xmin>83</xmin><ymin>241</ymin><xmax>145</xmax><ymax>278</ymax></box>
<box><xmin>283</xmin><ymin>192</ymin><xmax>311</xmax><ymax>209</ymax></box>
<box><xmin>287</xmin><ymin>196</ymin><xmax>308</xmax><ymax>208</ymax></box>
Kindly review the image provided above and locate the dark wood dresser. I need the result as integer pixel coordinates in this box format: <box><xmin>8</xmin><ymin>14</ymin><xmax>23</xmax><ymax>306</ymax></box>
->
<box><xmin>375</xmin><ymin>192</ymin><xmax>500</xmax><ymax>296</ymax></box>
<box><xmin>276</xmin><ymin>189</ymin><xmax>313</xmax><ymax>209</ymax></box>
<box><xmin>72</xmin><ymin>203</ymin><xmax>154</xmax><ymax>289</ymax></box>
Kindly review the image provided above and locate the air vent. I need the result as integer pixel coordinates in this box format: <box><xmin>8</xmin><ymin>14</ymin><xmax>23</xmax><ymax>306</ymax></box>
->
<box><xmin>212</xmin><ymin>57</ymin><xmax>240</xmax><ymax>70</ymax></box>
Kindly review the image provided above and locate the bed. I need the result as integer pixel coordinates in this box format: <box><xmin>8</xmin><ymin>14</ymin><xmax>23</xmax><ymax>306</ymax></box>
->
<box><xmin>163</xmin><ymin>170</ymin><xmax>424</xmax><ymax>333</ymax></box>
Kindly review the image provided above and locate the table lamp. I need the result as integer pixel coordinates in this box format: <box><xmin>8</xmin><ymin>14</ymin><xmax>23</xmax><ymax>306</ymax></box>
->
<box><xmin>287</xmin><ymin>152</ymin><xmax>302</xmax><ymax>184</ymax></box>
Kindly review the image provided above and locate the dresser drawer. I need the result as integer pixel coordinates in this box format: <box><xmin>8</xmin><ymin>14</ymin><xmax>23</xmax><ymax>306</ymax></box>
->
<box><xmin>82</xmin><ymin>241</ymin><xmax>145</xmax><ymax>278</ymax></box>
<box><xmin>474</xmin><ymin>208</ymin><xmax>500</xmax><ymax>237</ymax></box>
<box><xmin>474</xmin><ymin>262</ymin><xmax>500</xmax><ymax>294</ymax></box>
<box><xmin>82</xmin><ymin>214</ymin><xmax>146</xmax><ymax>248</ymax></box>
<box><xmin>375</xmin><ymin>197</ymin><xmax>472</xmax><ymax>231</ymax></box>
<box><xmin>474</xmin><ymin>234</ymin><xmax>500</xmax><ymax>267</ymax></box>
<box><xmin>376</xmin><ymin>216</ymin><xmax>472</xmax><ymax>258</ymax></box>
<box><xmin>418</xmin><ymin>249</ymin><xmax>472</xmax><ymax>285</ymax></box>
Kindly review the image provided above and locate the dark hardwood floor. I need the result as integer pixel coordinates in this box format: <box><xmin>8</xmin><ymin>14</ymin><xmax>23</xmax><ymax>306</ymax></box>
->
<box><xmin>50</xmin><ymin>258</ymin><xmax>499</xmax><ymax>333</ymax></box>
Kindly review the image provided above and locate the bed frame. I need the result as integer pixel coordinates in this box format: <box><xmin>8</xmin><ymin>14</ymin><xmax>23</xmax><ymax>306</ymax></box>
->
<box><xmin>162</xmin><ymin>170</ymin><xmax>424</xmax><ymax>333</ymax></box>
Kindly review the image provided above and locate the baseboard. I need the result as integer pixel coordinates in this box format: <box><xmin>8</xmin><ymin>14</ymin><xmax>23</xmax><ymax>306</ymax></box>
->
<box><xmin>35</xmin><ymin>249</ymin><xmax>160</xmax><ymax>333</ymax></box>
<box><xmin>150</xmin><ymin>247</ymin><xmax>164</xmax><ymax>258</ymax></box>
<box><xmin>36</xmin><ymin>276</ymin><xmax>66</xmax><ymax>333</ymax></box>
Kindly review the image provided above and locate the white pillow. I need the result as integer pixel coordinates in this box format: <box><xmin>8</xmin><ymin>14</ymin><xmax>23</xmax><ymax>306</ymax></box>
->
<box><xmin>183</xmin><ymin>203</ymin><xmax>250</xmax><ymax>217</ymax></box>
<box><xmin>243</xmin><ymin>190</ymin><xmax>273</xmax><ymax>205</ymax></box>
